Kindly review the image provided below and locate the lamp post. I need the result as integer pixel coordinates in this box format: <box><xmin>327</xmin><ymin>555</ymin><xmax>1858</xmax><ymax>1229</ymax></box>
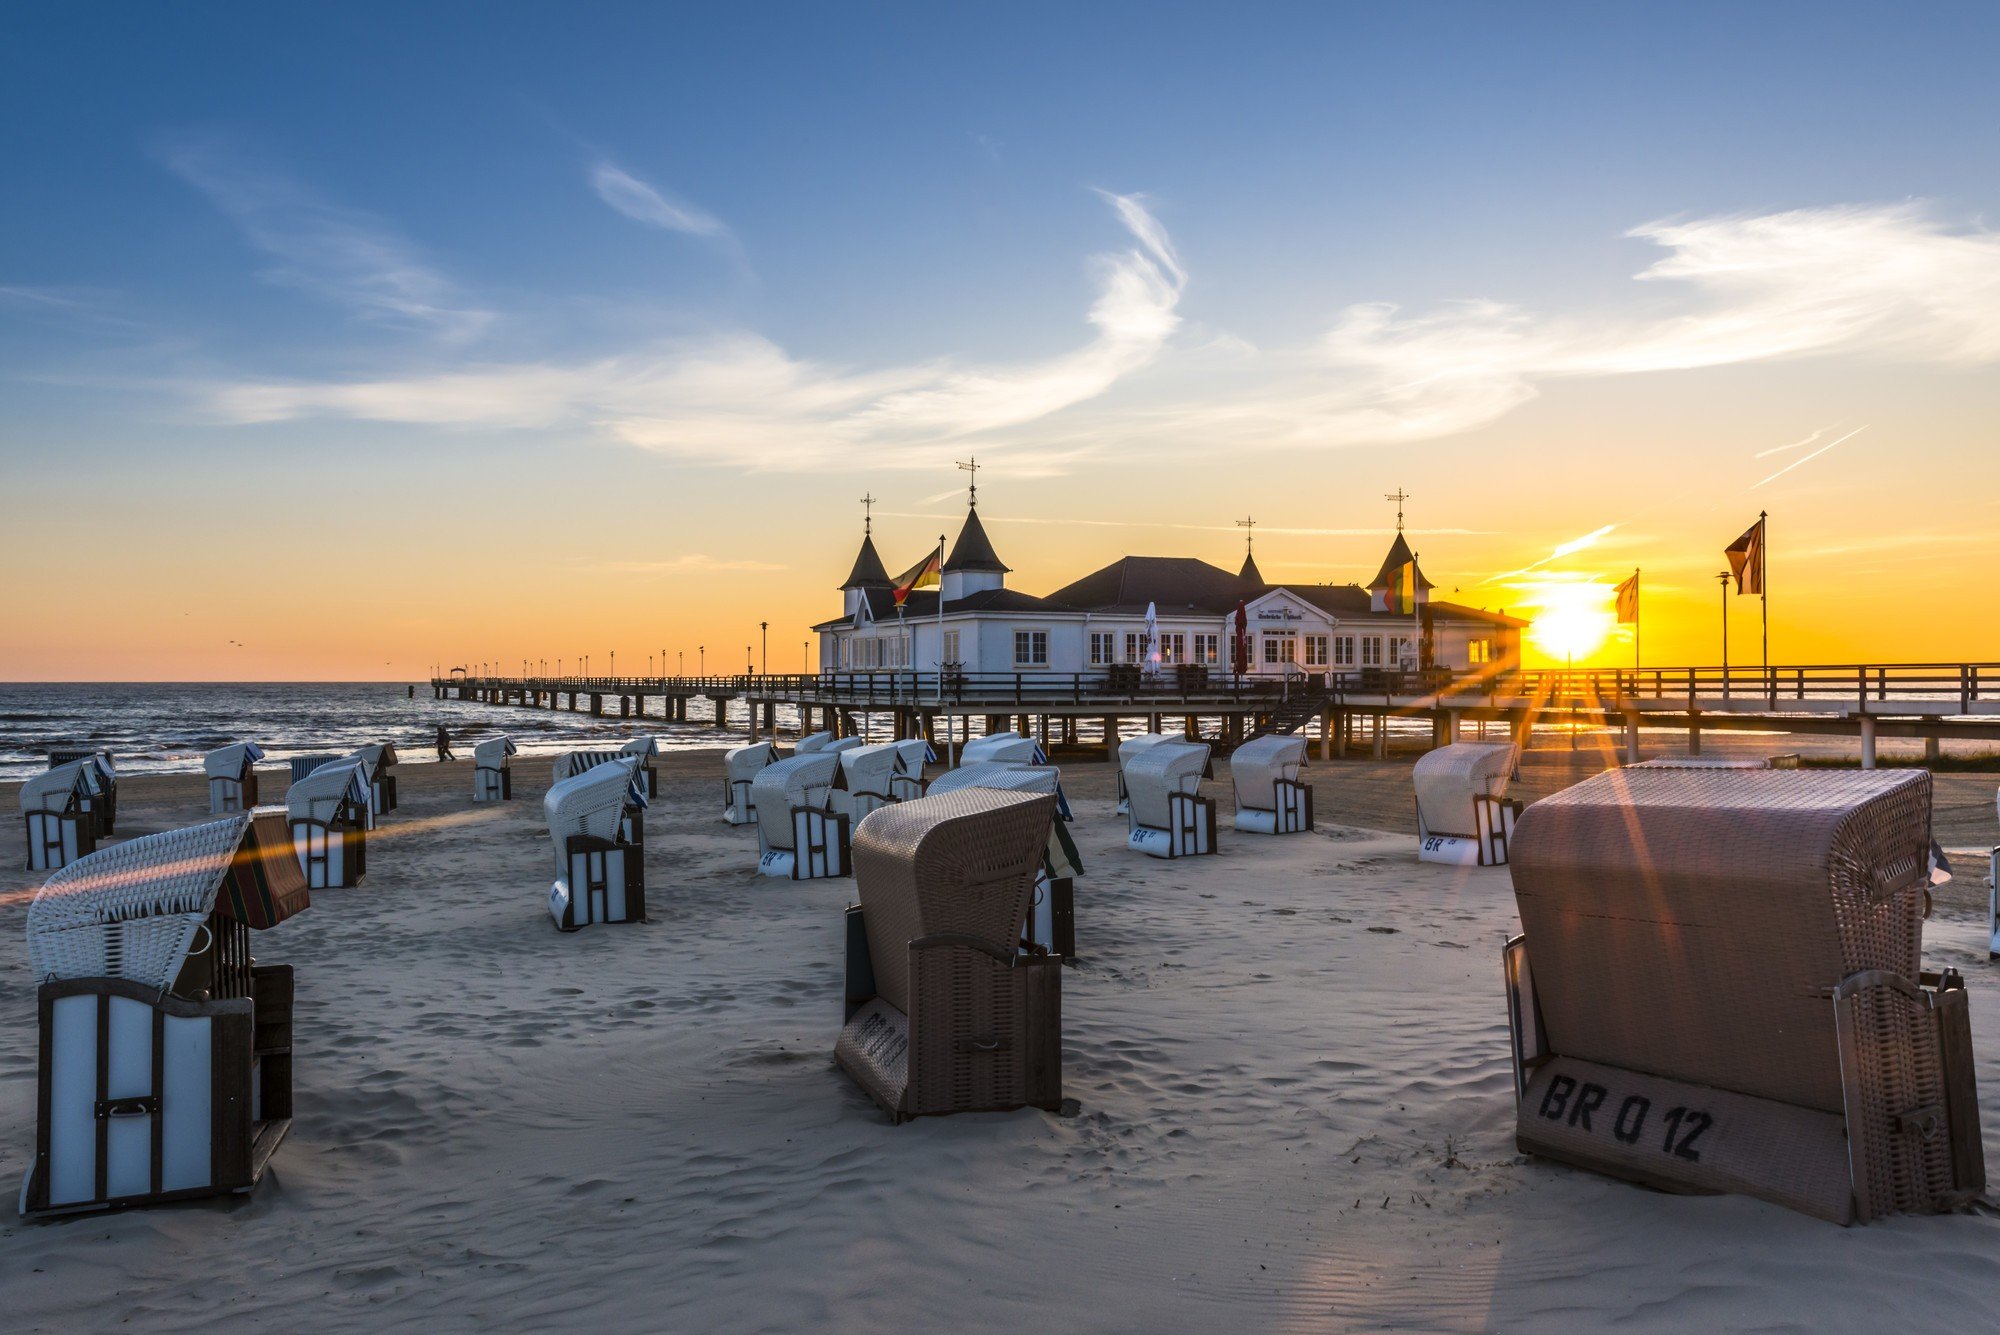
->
<box><xmin>699</xmin><ymin>645</ymin><xmax>705</xmax><ymax>675</ymax></box>
<box><xmin>760</xmin><ymin>621</ymin><xmax>769</xmax><ymax>676</ymax></box>
<box><xmin>1718</xmin><ymin>570</ymin><xmax>1732</xmax><ymax>701</ymax></box>
<box><xmin>610</xmin><ymin>649</ymin><xmax>616</xmax><ymax>678</ymax></box>
<box><xmin>678</xmin><ymin>651</ymin><xmax>684</xmax><ymax>676</ymax></box>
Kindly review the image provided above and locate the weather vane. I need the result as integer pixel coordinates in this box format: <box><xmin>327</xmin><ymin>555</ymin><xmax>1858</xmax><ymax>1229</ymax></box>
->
<box><xmin>1237</xmin><ymin>514</ymin><xmax>1257</xmax><ymax>555</ymax></box>
<box><xmin>1385</xmin><ymin>488</ymin><xmax>1411</xmax><ymax>532</ymax></box>
<box><xmin>957</xmin><ymin>456</ymin><xmax>980</xmax><ymax>507</ymax></box>
<box><xmin>859</xmin><ymin>491</ymin><xmax>876</xmax><ymax>534</ymax></box>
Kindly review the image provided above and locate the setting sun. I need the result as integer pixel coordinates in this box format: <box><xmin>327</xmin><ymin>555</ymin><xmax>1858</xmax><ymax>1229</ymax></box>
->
<box><xmin>1526</xmin><ymin>582</ymin><xmax>1618</xmax><ymax>664</ymax></box>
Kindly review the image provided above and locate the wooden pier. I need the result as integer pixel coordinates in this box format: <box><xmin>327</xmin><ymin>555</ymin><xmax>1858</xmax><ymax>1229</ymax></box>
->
<box><xmin>431</xmin><ymin>661</ymin><xmax>2000</xmax><ymax>767</ymax></box>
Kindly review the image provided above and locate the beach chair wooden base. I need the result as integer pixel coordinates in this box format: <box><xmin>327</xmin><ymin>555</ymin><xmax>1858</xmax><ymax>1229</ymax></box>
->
<box><xmin>1504</xmin><ymin>935</ymin><xmax>1987</xmax><ymax>1224</ymax></box>
<box><xmin>549</xmin><ymin>835</ymin><xmax>645</xmax><ymax>930</ymax></box>
<box><xmin>1023</xmin><ymin>873</ymin><xmax>1076</xmax><ymax>961</ymax></box>
<box><xmin>473</xmin><ymin>767</ymin><xmax>512</xmax><ymax>802</ymax></box>
<box><xmin>1234</xmin><ymin>779</ymin><xmax>1314</xmax><ymax>835</ymax></box>
<box><xmin>208</xmin><ymin>771</ymin><xmax>259</xmax><ymax>815</ymax></box>
<box><xmin>289</xmin><ymin>816</ymin><xmax>365</xmax><ymax>888</ymax></box>
<box><xmin>20</xmin><ymin>969</ymin><xmax>296</xmax><ymax>1219</ymax></box>
<box><xmin>1127</xmin><ymin>793</ymin><xmax>1216</xmax><ymax>859</ymax></box>
<box><xmin>1417</xmin><ymin>794</ymin><xmax>1518</xmax><ymax>866</ymax></box>
<box><xmin>758</xmin><ymin>808</ymin><xmax>850</xmax><ymax>879</ymax></box>
<box><xmin>23</xmin><ymin>810</ymin><xmax>94</xmax><ymax>873</ymax></box>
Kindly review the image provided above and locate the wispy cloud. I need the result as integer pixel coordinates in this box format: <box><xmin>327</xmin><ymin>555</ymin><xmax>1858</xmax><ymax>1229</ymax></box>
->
<box><xmin>197</xmin><ymin>190</ymin><xmax>1185</xmax><ymax>473</ymax></box>
<box><xmin>589</xmin><ymin>160</ymin><xmax>730</xmax><ymax>240</ymax></box>
<box><xmin>155</xmin><ymin>131</ymin><xmax>493</xmax><ymax>341</ymax></box>
<box><xmin>1484</xmin><ymin>525</ymin><xmax>1620</xmax><ymax>583</ymax></box>
<box><xmin>1750</xmin><ymin>424</ymin><xmax>1867</xmax><ymax>489</ymax></box>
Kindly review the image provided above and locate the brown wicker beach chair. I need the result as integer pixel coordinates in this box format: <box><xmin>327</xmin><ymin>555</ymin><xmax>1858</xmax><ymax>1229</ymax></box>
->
<box><xmin>835</xmin><ymin>788</ymin><xmax>1063</xmax><ymax>1122</ymax></box>
<box><xmin>1504</xmin><ymin>767</ymin><xmax>1984</xmax><ymax>1224</ymax></box>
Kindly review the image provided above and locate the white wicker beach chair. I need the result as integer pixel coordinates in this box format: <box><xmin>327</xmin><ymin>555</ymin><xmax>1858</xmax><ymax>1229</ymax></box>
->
<box><xmin>545</xmin><ymin>757</ymin><xmax>647</xmax><ymax>930</ymax></box>
<box><xmin>831</xmin><ymin>739</ymin><xmax>933</xmax><ymax>821</ymax></box>
<box><xmin>20</xmin><ymin>761</ymin><xmax>101</xmax><ymax>872</ymax></box>
<box><xmin>723</xmin><ymin>741</ymin><xmax>778</xmax><ymax>824</ymax></box>
<box><xmin>795</xmin><ymin>731</ymin><xmax>836</xmax><ymax>754</ymax></box>
<box><xmin>961</xmin><ymin>731</ymin><xmax>1046</xmax><ymax>766</ymax></box>
<box><xmin>618</xmin><ymin>736</ymin><xmax>661</xmax><ymax>797</ymax></box>
<box><xmin>925</xmin><ymin>762</ymin><xmax>1084</xmax><ymax>957</ymax></box>
<box><xmin>204</xmin><ymin>743</ymin><xmax>266</xmax><ymax>815</ymax></box>
<box><xmin>1125</xmin><ymin>741</ymin><xmax>1217</xmax><ymax>859</ymax></box>
<box><xmin>20</xmin><ymin>811</ymin><xmax>309</xmax><ymax>1217</ymax></box>
<box><xmin>1413</xmin><ymin>741</ymin><xmax>1520</xmax><ymax>866</ymax></box>
<box><xmin>473</xmin><ymin>736</ymin><xmax>518</xmax><ymax>802</ymax></box>
<box><xmin>1115</xmin><ymin>733</ymin><xmax>1176</xmax><ymax>814</ymax></box>
<box><xmin>751</xmin><ymin>752</ymin><xmax>848</xmax><ymax>879</ymax></box>
<box><xmin>347</xmin><ymin>743</ymin><xmax>399</xmax><ymax>816</ymax></box>
<box><xmin>287</xmin><ymin>760</ymin><xmax>370</xmax><ymax>887</ymax></box>
<box><xmin>1231</xmin><ymin>735</ymin><xmax>1313</xmax><ymax>835</ymax></box>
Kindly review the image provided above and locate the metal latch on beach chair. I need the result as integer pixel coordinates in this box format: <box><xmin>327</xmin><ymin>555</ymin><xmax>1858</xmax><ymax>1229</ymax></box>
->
<box><xmin>953</xmin><ymin>1036</ymin><xmax>1012</xmax><ymax>1054</ymax></box>
<box><xmin>96</xmin><ymin>1096</ymin><xmax>160</xmax><ymax>1119</ymax></box>
<box><xmin>1892</xmin><ymin>1104</ymin><xmax>1944</xmax><ymax>1140</ymax></box>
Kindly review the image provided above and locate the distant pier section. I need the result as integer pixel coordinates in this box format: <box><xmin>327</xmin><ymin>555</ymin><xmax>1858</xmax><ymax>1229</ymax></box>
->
<box><xmin>431</xmin><ymin>661</ymin><xmax>2000</xmax><ymax>767</ymax></box>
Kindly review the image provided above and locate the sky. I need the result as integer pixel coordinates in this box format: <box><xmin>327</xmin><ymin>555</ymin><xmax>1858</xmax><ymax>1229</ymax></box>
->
<box><xmin>3</xmin><ymin>2</ymin><xmax>1998</xmax><ymax>679</ymax></box>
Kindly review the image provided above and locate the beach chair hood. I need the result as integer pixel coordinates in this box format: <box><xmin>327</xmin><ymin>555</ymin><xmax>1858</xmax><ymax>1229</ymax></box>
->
<box><xmin>794</xmin><ymin>731</ymin><xmax>835</xmax><ymax>754</ymax></box>
<box><xmin>20</xmin><ymin>761</ymin><xmax>93</xmax><ymax>813</ymax></box>
<box><xmin>960</xmin><ymin>732</ymin><xmax>1046</xmax><ymax>765</ymax></box>
<box><xmin>725</xmin><ymin>741</ymin><xmax>777</xmax><ymax>780</ymax></box>
<box><xmin>1125</xmin><ymin>741</ymin><xmax>1212</xmax><ymax>830</ymax></box>
<box><xmin>1413</xmin><ymin>741</ymin><xmax>1517</xmax><ymax>837</ymax></box>
<box><xmin>203</xmin><ymin>743</ymin><xmax>266</xmax><ymax>780</ymax></box>
<box><xmin>288</xmin><ymin>759</ymin><xmax>370</xmax><ymax>823</ymax></box>
<box><xmin>27</xmin><ymin>812</ymin><xmax>310</xmax><ymax>990</ymax></box>
<box><xmin>544</xmin><ymin>757</ymin><xmax>646</xmax><ymax>865</ymax></box>
<box><xmin>751</xmin><ymin>752</ymin><xmax>842</xmax><ymax>848</ymax></box>
<box><xmin>1231</xmin><ymin>735</ymin><xmax>1306</xmax><ymax>809</ymax></box>
<box><xmin>474</xmin><ymin>736</ymin><xmax>518</xmax><ymax>766</ymax></box>
<box><xmin>618</xmin><ymin>737</ymin><xmax>660</xmax><ymax>761</ymax></box>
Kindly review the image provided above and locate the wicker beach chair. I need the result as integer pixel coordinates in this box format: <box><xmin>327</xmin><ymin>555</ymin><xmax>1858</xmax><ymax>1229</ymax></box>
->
<box><xmin>1125</xmin><ymin>740</ymin><xmax>1217</xmax><ymax>859</ymax></box>
<box><xmin>751</xmin><ymin>752</ymin><xmax>849</xmax><ymax>879</ymax></box>
<box><xmin>723</xmin><ymin>740</ymin><xmax>778</xmax><ymax>825</ymax></box>
<box><xmin>831</xmin><ymin>739</ymin><xmax>935</xmax><ymax>821</ymax></box>
<box><xmin>545</xmin><ymin>756</ymin><xmax>648</xmax><ymax>930</ymax></box>
<box><xmin>926</xmin><ymin>762</ymin><xmax>1084</xmax><ymax>958</ymax></box>
<box><xmin>835</xmin><ymin>788</ymin><xmax>1064</xmax><ymax>1121</ymax></box>
<box><xmin>1115</xmin><ymin>733</ymin><xmax>1175</xmax><ymax>814</ymax></box>
<box><xmin>19</xmin><ymin>811</ymin><xmax>309</xmax><ymax>1217</ymax></box>
<box><xmin>618</xmin><ymin>736</ymin><xmax>660</xmax><ymax>797</ymax></box>
<box><xmin>551</xmin><ymin>750</ymin><xmax>645</xmax><ymax>841</ymax></box>
<box><xmin>1504</xmin><ymin>767</ymin><xmax>1984</xmax><ymax>1224</ymax></box>
<box><xmin>473</xmin><ymin>736</ymin><xmax>518</xmax><ymax>802</ymax></box>
<box><xmin>1231</xmin><ymin>734</ymin><xmax>1313</xmax><ymax>835</ymax></box>
<box><xmin>288</xmin><ymin>754</ymin><xmax>337</xmax><ymax>785</ymax></box>
<box><xmin>794</xmin><ymin>731</ymin><xmax>836</xmax><ymax>754</ymax></box>
<box><xmin>1413</xmin><ymin>741</ymin><xmax>1520</xmax><ymax>866</ymax></box>
<box><xmin>348</xmin><ymin>743</ymin><xmax>398</xmax><ymax>816</ymax></box>
<box><xmin>46</xmin><ymin>751</ymin><xmax>117</xmax><ymax>836</ymax></box>
<box><xmin>204</xmin><ymin>743</ymin><xmax>266</xmax><ymax>814</ymax></box>
<box><xmin>286</xmin><ymin>760</ymin><xmax>370</xmax><ymax>888</ymax></box>
<box><xmin>960</xmin><ymin>731</ymin><xmax>1046</xmax><ymax>766</ymax></box>
<box><xmin>20</xmin><ymin>761</ymin><xmax>102</xmax><ymax>872</ymax></box>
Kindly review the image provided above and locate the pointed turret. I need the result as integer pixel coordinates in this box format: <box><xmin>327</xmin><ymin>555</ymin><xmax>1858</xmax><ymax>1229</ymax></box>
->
<box><xmin>841</xmin><ymin>533</ymin><xmax>891</xmax><ymax>590</ymax></box>
<box><xmin>1238</xmin><ymin>549</ymin><xmax>1264</xmax><ymax>588</ymax></box>
<box><xmin>1368</xmin><ymin>532</ymin><xmax>1434</xmax><ymax>611</ymax></box>
<box><xmin>943</xmin><ymin>506</ymin><xmax>1009</xmax><ymax>575</ymax></box>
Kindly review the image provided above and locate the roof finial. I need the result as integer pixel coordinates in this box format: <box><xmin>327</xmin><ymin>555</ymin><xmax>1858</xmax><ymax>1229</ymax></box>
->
<box><xmin>1385</xmin><ymin>488</ymin><xmax>1411</xmax><ymax>532</ymax></box>
<box><xmin>1237</xmin><ymin>513</ymin><xmax>1257</xmax><ymax>555</ymax></box>
<box><xmin>859</xmin><ymin>491</ymin><xmax>876</xmax><ymax>535</ymax></box>
<box><xmin>957</xmin><ymin>456</ymin><xmax>980</xmax><ymax>507</ymax></box>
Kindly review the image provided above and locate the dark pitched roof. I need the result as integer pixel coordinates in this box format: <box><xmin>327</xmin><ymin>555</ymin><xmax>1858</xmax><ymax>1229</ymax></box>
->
<box><xmin>1238</xmin><ymin>550</ymin><xmax>1264</xmax><ymax>586</ymax></box>
<box><xmin>1046</xmin><ymin>556</ymin><xmax>1251</xmax><ymax>615</ymax></box>
<box><xmin>1367</xmin><ymin>532</ymin><xmax>1434</xmax><ymax>593</ymax></box>
<box><xmin>811</xmin><ymin>584</ymin><xmax>1060</xmax><ymax>630</ymax></box>
<box><xmin>943</xmin><ymin>507</ymin><xmax>1009</xmax><ymax>573</ymax></box>
<box><xmin>841</xmin><ymin>533</ymin><xmax>891</xmax><ymax>589</ymax></box>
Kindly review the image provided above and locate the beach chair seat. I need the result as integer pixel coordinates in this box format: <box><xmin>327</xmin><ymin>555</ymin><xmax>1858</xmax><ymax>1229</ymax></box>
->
<box><xmin>836</xmin><ymin>788</ymin><xmax>1063</xmax><ymax>1121</ymax></box>
<box><xmin>925</xmin><ymin>762</ymin><xmax>1083</xmax><ymax>959</ymax></box>
<box><xmin>473</xmin><ymin>736</ymin><xmax>518</xmax><ymax>801</ymax></box>
<box><xmin>1414</xmin><ymin>741</ymin><xmax>1519</xmax><ymax>865</ymax></box>
<box><xmin>286</xmin><ymin>760</ymin><xmax>370</xmax><ymax>888</ymax></box>
<box><xmin>1115</xmin><ymin>733</ymin><xmax>1175</xmax><ymax>814</ymax></box>
<box><xmin>960</xmin><ymin>731</ymin><xmax>1046</xmax><ymax>766</ymax></box>
<box><xmin>1231</xmin><ymin>734</ymin><xmax>1313</xmax><ymax>835</ymax></box>
<box><xmin>723</xmin><ymin>741</ymin><xmax>778</xmax><ymax>825</ymax></box>
<box><xmin>204</xmin><ymin>743</ymin><xmax>265</xmax><ymax>814</ymax></box>
<box><xmin>545</xmin><ymin>757</ymin><xmax>648</xmax><ymax>931</ymax></box>
<box><xmin>20</xmin><ymin>811</ymin><xmax>310</xmax><ymax>1217</ymax></box>
<box><xmin>751</xmin><ymin>753</ymin><xmax>848</xmax><ymax>880</ymax></box>
<box><xmin>1504</xmin><ymin>767</ymin><xmax>1985</xmax><ymax>1224</ymax></box>
<box><xmin>19</xmin><ymin>761</ymin><xmax>102</xmax><ymax>872</ymax></box>
<box><xmin>1125</xmin><ymin>741</ymin><xmax>1216</xmax><ymax>859</ymax></box>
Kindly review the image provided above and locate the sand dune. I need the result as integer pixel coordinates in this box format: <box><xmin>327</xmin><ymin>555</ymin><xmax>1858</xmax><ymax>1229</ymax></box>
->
<box><xmin>0</xmin><ymin>749</ymin><xmax>1996</xmax><ymax>1331</ymax></box>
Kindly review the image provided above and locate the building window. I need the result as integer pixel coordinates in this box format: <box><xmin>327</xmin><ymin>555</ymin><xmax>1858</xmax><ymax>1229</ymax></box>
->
<box><xmin>1389</xmin><ymin>636</ymin><xmax>1414</xmax><ymax>669</ymax></box>
<box><xmin>1334</xmin><ymin>635</ymin><xmax>1355</xmax><ymax>667</ymax></box>
<box><xmin>1304</xmin><ymin>635</ymin><xmax>1329</xmax><ymax>667</ymax></box>
<box><xmin>1361</xmin><ymin>637</ymin><xmax>1382</xmax><ymax>667</ymax></box>
<box><xmin>1013</xmin><ymin>630</ymin><xmax>1048</xmax><ymax>666</ymax></box>
<box><xmin>1263</xmin><ymin>636</ymin><xmax>1296</xmax><ymax>665</ymax></box>
<box><xmin>1194</xmin><ymin>633</ymin><xmax>1219</xmax><ymax>665</ymax></box>
<box><xmin>1090</xmin><ymin>631</ymin><xmax>1115</xmax><ymax>665</ymax></box>
<box><xmin>1161</xmin><ymin>632</ymin><xmax>1185</xmax><ymax>664</ymax></box>
<box><xmin>942</xmin><ymin>629</ymin><xmax>961</xmax><ymax>664</ymax></box>
<box><xmin>1125</xmin><ymin>632</ymin><xmax>1144</xmax><ymax>663</ymax></box>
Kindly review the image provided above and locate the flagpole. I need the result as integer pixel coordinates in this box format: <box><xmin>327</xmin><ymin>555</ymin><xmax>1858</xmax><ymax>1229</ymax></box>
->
<box><xmin>935</xmin><ymin>534</ymin><xmax>948</xmax><ymax>765</ymax></box>
<box><xmin>1634</xmin><ymin>567</ymin><xmax>1641</xmax><ymax>672</ymax></box>
<box><xmin>1759</xmin><ymin>509</ymin><xmax>1769</xmax><ymax>680</ymax></box>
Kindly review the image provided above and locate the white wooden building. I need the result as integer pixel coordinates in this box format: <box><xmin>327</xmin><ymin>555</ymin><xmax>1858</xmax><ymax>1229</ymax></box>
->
<box><xmin>814</xmin><ymin>502</ymin><xmax>1523</xmax><ymax>681</ymax></box>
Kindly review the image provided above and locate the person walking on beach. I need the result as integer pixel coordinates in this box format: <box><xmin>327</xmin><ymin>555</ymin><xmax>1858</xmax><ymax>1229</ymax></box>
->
<box><xmin>436</xmin><ymin>723</ymin><xmax>455</xmax><ymax>762</ymax></box>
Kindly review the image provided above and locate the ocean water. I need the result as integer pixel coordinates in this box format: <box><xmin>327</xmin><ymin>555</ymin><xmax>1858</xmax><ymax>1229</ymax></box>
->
<box><xmin>0</xmin><ymin>683</ymin><xmax>792</xmax><ymax>780</ymax></box>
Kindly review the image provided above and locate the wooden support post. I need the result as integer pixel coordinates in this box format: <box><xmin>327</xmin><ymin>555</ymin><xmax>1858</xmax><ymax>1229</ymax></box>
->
<box><xmin>1103</xmin><ymin>716</ymin><xmax>1118</xmax><ymax>762</ymax></box>
<box><xmin>1859</xmin><ymin>715</ymin><xmax>1878</xmax><ymax>769</ymax></box>
<box><xmin>1334</xmin><ymin>708</ymin><xmax>1348</xmax><ymax>758</ymax></box>
<box><xmin>621</xmin><ymin>695</ymin><xmax>631</xmax><ymax>718</ymax></box>
<box><xmin>1320</xmin><ymin>708</ymin><xmax>1333</xmax><ymax>761</ymax></box>
<box><xmin>1688</xmin><ymin>717</ymin><xmax>1702</xmax><ymax>755</ymax></box>
<box><xmin>1624</xmin><ymin>714</ymin><xmax>1641</xmax><ymax>766</ymax></box>
<box><xmin>1372</xmin><ymin>712</ymin><xmax>1386</xmax><ymax>760</ymax></box>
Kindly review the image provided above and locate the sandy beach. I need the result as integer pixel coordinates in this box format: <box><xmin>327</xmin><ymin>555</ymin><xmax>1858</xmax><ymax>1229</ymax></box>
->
<box><xmin>1</xmin><ymin>745</ymin><xmax>1997</xmax><ymax>1331</ymax></box>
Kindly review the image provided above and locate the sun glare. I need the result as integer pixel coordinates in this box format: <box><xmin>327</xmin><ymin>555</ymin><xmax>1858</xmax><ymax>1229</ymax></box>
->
<box><xmin>1526</xmin><ymin>583</ymin><xmax>1617</xmax><ymax>663</ymax></box>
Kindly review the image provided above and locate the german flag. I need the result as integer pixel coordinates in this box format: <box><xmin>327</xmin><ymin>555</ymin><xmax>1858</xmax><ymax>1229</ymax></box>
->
<box><xmin>1382</xmin><ymin>560</ymin><xmax>1419</xmax><ymax>615</ymax></box>
<box><xmin>891</xmin><ymin>543</ymin><xmax>944</xmax><ymax>607</ymax></box>
<box><xmin>1615</xmin><ymin>571</ymin><xmax>1639</xmax><ymax>624</ymax></box>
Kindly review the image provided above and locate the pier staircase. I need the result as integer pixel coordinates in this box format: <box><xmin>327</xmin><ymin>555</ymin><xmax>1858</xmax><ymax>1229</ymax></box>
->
<box><xmin>1249</xmin><ymin>684</ymin><xmax>1328</xmax><ymax>740</ymax></box>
